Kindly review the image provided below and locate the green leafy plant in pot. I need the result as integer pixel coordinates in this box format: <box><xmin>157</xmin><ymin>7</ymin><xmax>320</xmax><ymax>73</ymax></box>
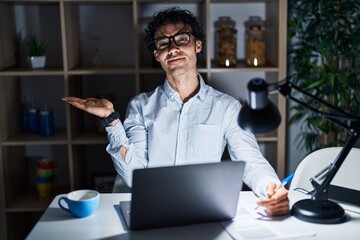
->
<box><xmin>25</xmin><ymin>35</ymin><xmax>47</xmax><ymax>69</ymax></box>
<box><xmin>287</xmin><ymin>0</ymin><xmax>360</xmax><ymax>153</ymax></box>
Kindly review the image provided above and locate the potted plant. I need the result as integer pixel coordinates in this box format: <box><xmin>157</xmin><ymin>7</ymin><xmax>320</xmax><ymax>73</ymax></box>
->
<box><xmin>25</xmin><ymin>35</ymin><xmax>47</xmax><ymax>69</ymax></box>
<box><xmin>287</xmin><ymin>0</ymin><xmax>360</xmax><ymax>153</ymax></box>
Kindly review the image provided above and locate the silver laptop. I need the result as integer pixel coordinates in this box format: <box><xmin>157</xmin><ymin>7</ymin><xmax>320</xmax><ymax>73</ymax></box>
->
<box><xmin>119</xmin><ymin>161</ymin><xmax>245</xmax><ymax>230</ymax></box>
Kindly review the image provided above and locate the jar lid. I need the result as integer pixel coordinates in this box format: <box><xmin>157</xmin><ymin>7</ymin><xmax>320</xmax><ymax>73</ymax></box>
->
<box><xmin>215</xmin><ymin>16</ymin><xmax>236</xmax><ymax>29</ymax></box>
<box><xmin>244</xmin><ymin>16</ymin><xmax>265</xmax><ymax>29</ymax></box>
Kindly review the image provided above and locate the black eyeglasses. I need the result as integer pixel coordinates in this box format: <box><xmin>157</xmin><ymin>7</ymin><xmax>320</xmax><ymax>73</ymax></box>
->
<box><xmin>154</xmin><ymin>32</ymin><xmax>192</xmax><ymax>51</ymax></box>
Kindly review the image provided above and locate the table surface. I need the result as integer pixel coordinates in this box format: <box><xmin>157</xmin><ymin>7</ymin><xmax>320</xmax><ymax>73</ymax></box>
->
<box><xmin>26</xmin><ymin>191</ymin><xmax>360</xmax><ymax>240</ymax></box>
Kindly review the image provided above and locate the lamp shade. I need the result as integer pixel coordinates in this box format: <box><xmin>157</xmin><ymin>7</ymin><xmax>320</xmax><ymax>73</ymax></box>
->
<box><xmin>238</xmin><ymin>78</ymin><xmax>281</xmax><ymax>134</ymax></box>
<box><xmin>239</xmin><ymin>101</ymin><xmax>281</xmax><ymax>134</ymax></box>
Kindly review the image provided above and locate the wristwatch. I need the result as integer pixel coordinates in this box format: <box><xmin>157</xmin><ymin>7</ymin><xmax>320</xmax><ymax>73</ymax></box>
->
<box><xmin>100</xmin><ymin>111</ymin><xmax>120</xmax><ymax>127</ymax></box>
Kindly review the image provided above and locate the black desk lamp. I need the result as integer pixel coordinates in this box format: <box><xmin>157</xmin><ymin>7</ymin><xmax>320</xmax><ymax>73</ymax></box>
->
<box><xmin>239</xmin><ymin>74</ymin><xmax>360</xmax><ymax>224</ymax></box>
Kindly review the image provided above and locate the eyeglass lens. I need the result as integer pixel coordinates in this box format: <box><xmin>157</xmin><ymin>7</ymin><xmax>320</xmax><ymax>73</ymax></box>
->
<box><xmin>155</xmin><ymin>32</ymin><xmax>191</xmax><ymax>50</ymax></box>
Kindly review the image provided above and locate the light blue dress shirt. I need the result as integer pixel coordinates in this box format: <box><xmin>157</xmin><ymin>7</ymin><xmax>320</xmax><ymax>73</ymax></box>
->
<box><xmin>106</xmin><ymin>74</ymin><xmax>280</xmax><ymax>197</ymax></box>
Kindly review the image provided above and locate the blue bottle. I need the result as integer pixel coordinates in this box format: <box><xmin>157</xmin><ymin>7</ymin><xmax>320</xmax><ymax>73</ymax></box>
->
<box><xmin>40</xmin><ymin>109</ymin><xmax>54</xmax><ymax>136</ymax></box>
<box><xmin>27</xmin><ymin>108</ymin><xmax>40</xmax><ymax>133</ymax></box>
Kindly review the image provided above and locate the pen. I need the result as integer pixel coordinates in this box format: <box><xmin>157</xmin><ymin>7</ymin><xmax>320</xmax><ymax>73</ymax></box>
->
<box><xmin>274</xmin><ymin>173</ymin><xmax>295</xmax><ymax>192</ymax></box>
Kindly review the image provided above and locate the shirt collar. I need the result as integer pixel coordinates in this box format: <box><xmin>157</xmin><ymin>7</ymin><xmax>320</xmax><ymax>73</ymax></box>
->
<box><xmin>163</xmin><ymin>74</ymin><xmax>208</xmax><ymax>102</ymax></box>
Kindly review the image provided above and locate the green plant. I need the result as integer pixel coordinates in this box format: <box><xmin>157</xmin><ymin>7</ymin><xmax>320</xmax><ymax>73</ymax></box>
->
<box><xmin>287</xmin><ymin>0</ymin><xmax>360</xmax><ymax>152</ymax></box>
<box><xmin>25</xmin><ymin>35</ymin><xmax>47</xmax><ymax>56</ymax></box>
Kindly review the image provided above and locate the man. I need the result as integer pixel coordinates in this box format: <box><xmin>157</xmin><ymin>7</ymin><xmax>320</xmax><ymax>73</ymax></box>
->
<box><xmin>63</xmin><ymin>7</ymin><xmax>289</xmax><ymax>216</ymax></box>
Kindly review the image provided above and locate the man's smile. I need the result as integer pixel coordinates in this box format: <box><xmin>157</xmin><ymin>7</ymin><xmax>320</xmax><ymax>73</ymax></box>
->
<box><xmin>167</xmin><ymin>55</ymin><xmax>185</xmax><ymax>64</ymax></box>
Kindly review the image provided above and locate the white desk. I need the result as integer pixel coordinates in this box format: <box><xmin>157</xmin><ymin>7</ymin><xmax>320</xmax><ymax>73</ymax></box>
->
<box><xmin>26</xmin><ymin>191</ymin><xmax>360</xmax><ymax>240</ymax></box>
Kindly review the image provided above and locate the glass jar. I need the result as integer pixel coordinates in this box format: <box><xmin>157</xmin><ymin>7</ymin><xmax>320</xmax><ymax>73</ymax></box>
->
<box><xmin>215</xmin><ymin>16</ymin><xmax>237</xmax><ymax>67</ymax></box>
<box><xmin>245</xmin><ymin>16</ymin><xmax>266</xmax><ymax>67</ymax></box>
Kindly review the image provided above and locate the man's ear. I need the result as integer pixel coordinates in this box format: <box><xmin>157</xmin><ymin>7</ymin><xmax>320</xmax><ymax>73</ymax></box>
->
<box><xmin>195</xmin><ymin>40</ymin><xmax>202</xmax><ymax>54</ymax></box>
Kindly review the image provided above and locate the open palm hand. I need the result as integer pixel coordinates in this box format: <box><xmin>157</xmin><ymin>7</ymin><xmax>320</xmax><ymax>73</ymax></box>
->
<box><xmin>62</xmin><ymin>96</ymin><xmax>114</xmax><ymax>118</ymax></box>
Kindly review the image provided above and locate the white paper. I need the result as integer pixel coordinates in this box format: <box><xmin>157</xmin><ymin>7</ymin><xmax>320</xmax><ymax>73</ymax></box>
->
<box><xmin>221</xmin><ymin>200</ymin><xmax>316</xmax><ymax>240</ymax></box>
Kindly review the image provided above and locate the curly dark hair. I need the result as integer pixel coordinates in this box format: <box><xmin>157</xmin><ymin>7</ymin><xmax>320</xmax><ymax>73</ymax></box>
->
<box><xmin>144</xmin><ymin>7</ymin><xmax>206</xmax><ymax>56</ymax></box>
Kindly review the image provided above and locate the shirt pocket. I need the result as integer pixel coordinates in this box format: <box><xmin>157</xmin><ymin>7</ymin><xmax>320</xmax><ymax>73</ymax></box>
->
<box><xmin>190</xmin><ymin>124</ymin><xmax>221</xmax><ymax>157</ymax></box>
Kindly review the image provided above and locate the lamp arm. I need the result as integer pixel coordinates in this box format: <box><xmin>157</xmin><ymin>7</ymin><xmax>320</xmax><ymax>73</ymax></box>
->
<box><xmin>272</xmin><ymin>76</ymin><xmax>360</xmax><ymax>201</ymax></box>
<box><xmin>277</xmin><ymin>80</ymin><xmax>360</xmax><ymax>122</ymax></box>
<box><xmin>310</xmin><ymin>129</ymin><xmax>359</xmax><ymax>200</ymax></box>
<box><xmin>285</xmin><ymin>92</ymin><xmax>350</xmax><ymax>130</ymax></box>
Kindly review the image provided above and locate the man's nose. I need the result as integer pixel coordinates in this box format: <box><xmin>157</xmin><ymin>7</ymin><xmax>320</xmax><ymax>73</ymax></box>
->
<box><xmin>167</xmin><ymin>39</ymin><xmax>179</xmax><ymax>51</ymax></box>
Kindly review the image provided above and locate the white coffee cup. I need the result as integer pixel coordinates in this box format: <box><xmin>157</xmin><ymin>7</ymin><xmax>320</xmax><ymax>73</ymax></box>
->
<box><xmin>58</xmin><ymin>189</ymin><xmax>100</xmax><ymax>218</ymax></box>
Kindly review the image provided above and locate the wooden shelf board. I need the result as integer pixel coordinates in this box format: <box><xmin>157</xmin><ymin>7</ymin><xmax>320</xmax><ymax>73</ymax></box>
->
<box><xmin>68</xmin><ymin>66</ymin><xmax>136</xmax><ymax>75</ymax></box>
<box><xmin>6</xmin><ymin>186</ymin><xmax>69</xmax><ymax>213</ymax></box>
<box><xmin>210</xmin><ymin>60</ymin><xmax>278</xmax><ymax>72</ymax></box>
<box><xmin>2</xmin><ymin>130</ymin><xmax>68</xmax><ymax>146</ymax></box>
<box><xmin>255</xmin><ymin>131</ymin><xmax>278</xmax><ymax>142</ymax></box>
<box><xmin>0</xmin><ymin>67</ymin><xmax>64</xmax><ymax>76</ymax></box>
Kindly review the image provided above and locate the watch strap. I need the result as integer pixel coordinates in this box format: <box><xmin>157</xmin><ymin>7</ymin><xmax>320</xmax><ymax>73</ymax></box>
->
<box><xmin>101</xmin><ymin>111</ymin><xmax>120</xmax><ymax>127</ymax></box>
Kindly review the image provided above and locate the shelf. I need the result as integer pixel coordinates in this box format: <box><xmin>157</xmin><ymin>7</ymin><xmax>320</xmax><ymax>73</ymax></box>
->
<box><xmin>210</xmin><ymin>60</ymin><xmax>278</xmax><ymax>72</ymax></box>
<box><xmin>0</xmin><ymin>67</ymin><xmax>64</xmax><ymax>76</ymax></box>
<box><xmin>255</xmin><ymin>132</ymin><xmax>278</xmax><ymax>142</ymax></box>
<box><xmin>68</xmin><ymin>66</ymin><xmax>136</xmax><ymax>75</ymax></box>
<box><xmin>6</xmin><ymin>186</ymin><xmax>69</xmax><ymax>213</ymax></box>
<box><xmin>2</xmin><ymin>130</ymin><xmax>68</xmax><ymax>146</ymax></box>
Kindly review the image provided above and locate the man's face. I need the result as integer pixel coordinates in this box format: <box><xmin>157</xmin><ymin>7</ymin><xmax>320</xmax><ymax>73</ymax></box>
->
<box><xmin>153</xmin><ymin>22</ymin><xmax>202</xmax><ymax>77</ymax></box>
